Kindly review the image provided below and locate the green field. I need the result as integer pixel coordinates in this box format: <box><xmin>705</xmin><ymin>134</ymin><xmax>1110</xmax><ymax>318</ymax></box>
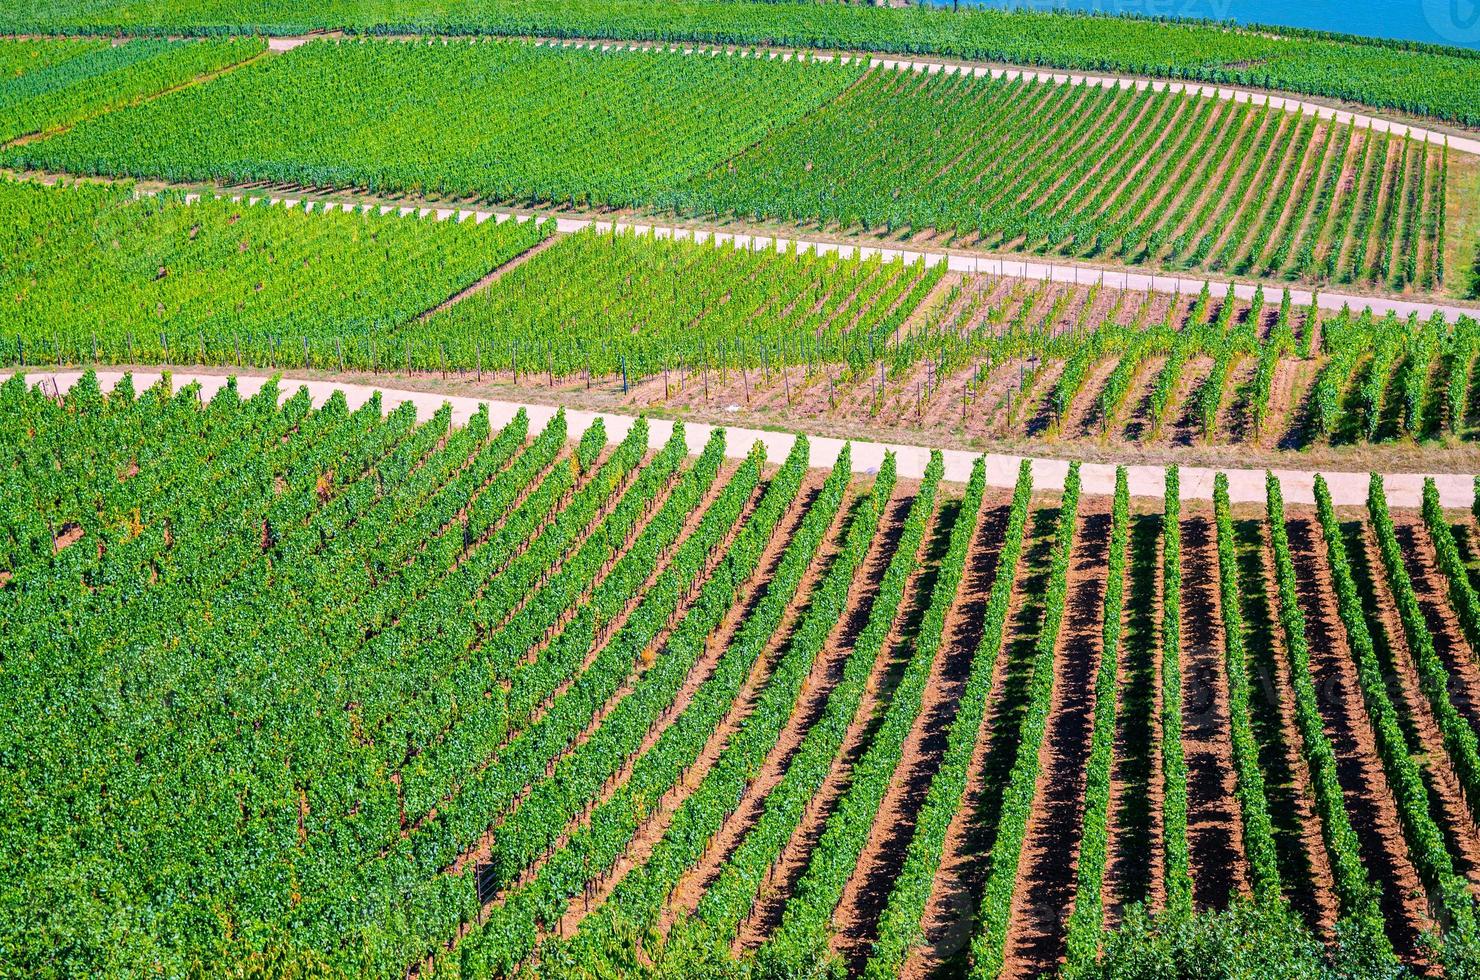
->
<box><xmin>673</xmin><ymin>67</ymin><xmax>1449</xmax><ymax>290</ymax></box>
<box><xmin>4</xmin><ymin>0</ymin><xmax>1480</xmax><ymax>127</ymax></box>
<box><xmin>3</xmin><ymin>39</ymin><xmax>861</xmax><ymax>206</ymax></box>
<box><xmin>0</xmin><ymin>36</ymin><xmax>264</xmax><ymax>143</ymax></box>
<box><xmin>0</xmin><ymin>177</ymin><xmax>547</xmax><ymax>361</ymax></box>
<box><xmin>5</xmin><ymin>40</ymin><xmax>1460</xmax><ymax>292</ymax></box>
<box><xmin>10</xmin><ymin>372</ymin><xmax>1480</xmax><ymax>977</ymax></box>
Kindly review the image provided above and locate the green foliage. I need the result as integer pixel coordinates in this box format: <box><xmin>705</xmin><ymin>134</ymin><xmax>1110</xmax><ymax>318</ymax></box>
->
<box><xmin>0</xmin><ymin>176</ymin><xmax>548</xmax><ymax>366</ymax></box>
<box><xmin>1092</xmin><ymin>902</ymin><xmax>1333</xmax><ymax>980</ymax></box>
<box><xmin>6</xmin><ymin>0</ymin><xmax>1480</xmax><ymax>125</ymax></box>
<box><xmin>6</xmin><ymin>38</ymin><xmax>861</xmax><ymax>208</ymax></box>
<box><xmin>1062</xmin><ymin>467</ymin><xmax>1129</xmax><ymax>976</ymax></box>
<box><xmin>969</xmin><ymin>462</ymin><xmax>1081</xmax><ymax>978</ymax></box>
<box><xmin>1211</xmin><ymin>473</ymin><xmax>1281</xmax><ymax>902</ymax></box>
<box><xmin>0</xmin><ymin>36</ymin><xmax>263</xmax><ymax>142</ymax></box>
<box><xmin>1264</xmin><ymin>473</ymin><xmax>1395</xmax><ymax>969</ymax></box>
<box><xmin>1160</xmin><ymin>465</ymin><xmax>1193</xmax><ymax>917</ymax></box>
<box><xmin>862</xmin><ymin>456</ymin><xmax>1009</xmax><ymax>979</ymax></box>
<box><xmin>420</xmin><ymin>226</ymin><xmax>944</xmax><ymax>378</ymax></box>
<box><xmin>675</xmin><ymin>73</ymin><xmax>1437</xmax><ymax>286</ymax></box>
<box><xmin>1366</xmin><ymin>474</ymin><xmax>1480</xmax><ymax>819</ymax></box>
<box><xmin>1314</xmin><ymin>474</ymin><xmax>1480</xmax><ymax>945</ymax></box>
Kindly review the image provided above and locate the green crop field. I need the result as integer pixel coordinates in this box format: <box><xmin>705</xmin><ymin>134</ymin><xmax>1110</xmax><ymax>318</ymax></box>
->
<box><xmin>6</xmin><ymin>178</ymin><xmax>1480</xmax><ymax>452</ymax></box>
<box><xmin>5</xmin><ymin>42</ymin><xmax>1464</xmax><ymax>293</ymax></box>
<box><xmin>673</xmin><ymin>67</ymin><xmax>1450</xmax><ymax>290</ymax></box>
<box><xmin>9</xmin><ymin>373</ymin><xmax>1480</xmax><ymax>978</ymax></box>
<box><xmin>8</xmin><ymin>3</ymin><xmax>1480</xmax><ymax>978</ymax></box>
<box><xmin>5</xmin><ymin>0</ymin><xmax>1480</xmax><ymax>127</ymax></box>
<box><xmin>0</xmin><ymin>36</ymin><xmax>265</xmax><ymax>143</ymax></box>
<box><xmin>2</xmin><ymin>39</ymin><xmax>862</xmax><ymax>206</ymax></box>
<box><xmin>0</xmin><ymin>177</ymin><xmax>547</xmax><ymax>363</ymax></box>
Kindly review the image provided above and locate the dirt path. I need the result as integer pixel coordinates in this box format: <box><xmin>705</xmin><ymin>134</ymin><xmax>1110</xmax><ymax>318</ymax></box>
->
<box><xmin>830</xmin><ymin>489</ymin><xmax>1017</xmax><ymax>971</ymax></box>
<box><xmin>416</xmin><ymin>233</ymin><xmax>562</xmax><ymax>320</ymax></box>
<box><xmin>1103</xmin><ymin>510</ymin><xmax>1165</xmax><ymax>924</ymax></box>
<box><xmin>999</xmin><ymin>504</ymin><xmax>1112</xmax><ymax>979</ymax></box>
<box><xmin>1286</xmin><ymin>514</ymin><xmax>1434</xmax><ymax>966</ymax></box>
<box><xmin>17</xmin><ymin>371</ymin><xmax>1480</xmax><ymax>509</ymax></box>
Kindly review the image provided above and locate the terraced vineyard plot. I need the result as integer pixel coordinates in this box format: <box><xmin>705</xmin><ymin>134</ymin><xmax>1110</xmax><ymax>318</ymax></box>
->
<box><xmin>0</xmin><ymin>177</ymin><xmax>548</xmax><ymax>364</ymax></box>
<box><xmin>631</xmin><ymin>273</ymin><xmax>1480</xmax><ymax>451</ymax></box>
<box><xmin>6</xmin><ymin>0</ymin><xmax>1480</xmax><ymax>128</ymax></box>
<box><xmin>6</xmin><ymin>178</ymin><xmax>1478</xmax><ymax>454</ymax></box>
<box><xmin>0</xmin><ymin>36</ymin><xmax>264</xmax><ymax>144</ymax></box>
<box><xmin>11</xmin><ymin>372</ymin><xmax>1480</xmax><ymax>975</ymax></box>
<box><xmin>415</xmin><ymin>225</ymin><xmax>945</xmax><ymax>377</ymax></box>
<box><xmin>675</xmin><ymin>67</ymin><xmax>1452</xmax><ymax>291</ymax></box>
<box><xmin>3</xmin><ymin>38</ymin><xmax>862</xmax><ymax>207</ymax></box>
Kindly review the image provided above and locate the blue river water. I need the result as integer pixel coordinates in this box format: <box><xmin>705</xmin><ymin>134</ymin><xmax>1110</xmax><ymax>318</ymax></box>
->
<box><xmin>922</xmin><ymin>0</ymin><xmax>1480</xmax><ymax>49</ymax></box>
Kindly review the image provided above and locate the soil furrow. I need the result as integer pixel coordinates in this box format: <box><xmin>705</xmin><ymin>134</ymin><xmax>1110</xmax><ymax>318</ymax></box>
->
<box><xmin>734</xmin><ymin>489</ymin><xmax>926</xmax><ymax>950</ymax></box>
<box><xmin>1286</xmin><ymin>515</ymin><xmax>1434</xmax><ymax>966</ymax></box>
<box><xmin>999</xmin><ymin>504</ymin><xmax>1112</xmax><ymax>979</ymax></box>
<box><xmin>1180</xmin><ymin>507</ymin><xmax>1250</xmax><ymax>908</ymax></box>
<box><xmin>830</xmin><ymin>488</ymin><xmax>1021</xmax><ymax>970</ymax></box>
<box><xmin>1103</xmin><ymin>509</ymin><xmax>1165</xmax><ymax>924</ymax></box>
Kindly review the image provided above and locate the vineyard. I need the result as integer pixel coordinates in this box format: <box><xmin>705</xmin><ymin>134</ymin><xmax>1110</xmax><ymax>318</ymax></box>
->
<box><xmin>4</xmin><ymin>0</ymin><xmax>1480</xmax><ymax>127</ymax></box>
<box><xmin>10</xmin><ymin>371</ymin><xmax>1480</xmax><ymax>977</ymax></box>
<box><xmin>676</xmin><ymin>68</ymin><xmax>1451</xmax><ymax>292</ymax></box>
<box><xmin>0</xmin><ymin>176</ymin><xmax>549</xmax><ymax>363</ymax></box>
<box><xmin>3</xmin><ymin>40</ymin><xmax>1470</xmax><ymax>294</ymax></box>
<box><xmin>1</xmin><ymin>39</ymin><xmax>863</xmax><ymax>207</ymax></box>
<box><xmin>9</xmin><ymin>3</ymin><xmax>1480</xmax><ymax>976</ymax></box>
<box><xmin>0</xmin><ymin>36</ymin><xmax>265</xmax><ymax>144</ymax></box>
<box><xmin>6</xmin><ymin>174</ymin><xmax>1480</xmax><ymax>451</ymax></box>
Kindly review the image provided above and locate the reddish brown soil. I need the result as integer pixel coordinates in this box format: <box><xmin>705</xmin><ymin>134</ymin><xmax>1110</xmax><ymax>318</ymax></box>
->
<box><xmin>418</xmin><ymin>234</ymin><xmax>563</xmax><ymax>320</ymax></box>
<box><xmin>1351</xmin><ymin>521</ymin><xmax>1480</xmax><ymax>888</ymax></box>
<box><xmin>894</xmin><ymin>492</ymin><xmax>1037</xmax><ymax>980</ymax></box>
<box><xmin>53</xmin><ymin>523</ymin><xmax>83</xmax><ymax>552</ymax></box>
<box><xmin>554</xmin><ymin>481</ymin><xmax>852</xmax><ymax>941</ymax></box>
<box><xmin>1286</xmin><ymin>514</ymin><xmax>1434</xmax><ymax>966</ymax></box>
<box><xmin>1216</xmin><ymin>357</ymin><xmax>1258</xmax><ymax>444</ymax></box>
<box><xmin>830</xmin><ymin>489</ymin><xmax>1018</xmax><ymax>971</ymax></box>
<box><xmin>1167</xmin><ymin>357</ymin><xmax>1217</xmax><ymax>447</ymax></box>
<box><xmin>1059</xmin><ymin>356</ymin><xmax>1122</xmax><ymax>440</ymax></box>
<box><xmin>1179</xmin><ymin>508</ymin><xmax>1250</xmax><ymax>909</ymax></box>
<box><xmin>1245</xmin><ymin>521</ymin><xmax>1341</xmax><ymax>934</ymax></box>
<box><xmin>999</xmin><ymin>505</ymin><xmax>1112</xmax><ymax>979</ymax></box>
<box><xmin>1103</xmin><ymin>511</ymin><xmax>1165</xmax><ymax>925</ymax></box>
<box><xmin>441</xmin><ymin>467</ymin><xmax>789</xmax><ymax>877</ymax></box>
<box><xmin>658</xmin><ymin>486</ymin><xmax>897</xmax><ymax>930</ymax></box>
<box><xmin>735</xmin><ymin>491</ymin><xmax>927</xmax><ymax>951</ymax></box>
<box><xmin>1396</xmin><ymin>519</ymin><xmax>1480</xmax><ymax>744</ymax></box>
